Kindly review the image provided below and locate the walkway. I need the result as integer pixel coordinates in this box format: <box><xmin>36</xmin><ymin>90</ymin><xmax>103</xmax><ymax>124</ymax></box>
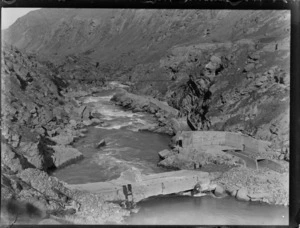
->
<box><xmin>67</xmin><ymin>170</ymin><xmax>210</xmax><ymax>203</ymax></box>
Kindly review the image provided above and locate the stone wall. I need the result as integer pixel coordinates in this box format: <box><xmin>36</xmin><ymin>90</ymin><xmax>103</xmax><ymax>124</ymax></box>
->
<box><xmin>176</xmin><ymin>131</ymin><xmax>270</xmax><ymax>153</ymax></box>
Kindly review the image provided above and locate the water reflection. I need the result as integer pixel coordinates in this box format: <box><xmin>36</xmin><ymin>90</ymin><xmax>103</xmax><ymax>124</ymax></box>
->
<box><xmin>126</xmin><ymin>195</ymin><xmax>288</xmax><ymax>225</ymax></box>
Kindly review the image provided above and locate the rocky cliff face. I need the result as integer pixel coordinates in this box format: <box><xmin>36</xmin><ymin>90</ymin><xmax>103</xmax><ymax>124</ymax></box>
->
<box><xmin>1</xmin><ymin>44</ymin><xmax>126</xmax><ymax>224</ymax></box>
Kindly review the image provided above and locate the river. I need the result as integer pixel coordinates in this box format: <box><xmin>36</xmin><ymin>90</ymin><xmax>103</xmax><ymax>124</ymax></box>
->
<box><xmin>52</xmin><ymin>87</ymin><xmax>288</xmax><ymax>225</ymax></box>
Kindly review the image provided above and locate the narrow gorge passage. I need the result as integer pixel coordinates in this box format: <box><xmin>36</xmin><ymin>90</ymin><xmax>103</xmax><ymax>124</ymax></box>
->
<box><xmin>52</xmin><ymin>89</ymin><xmax>171</xmax><ymax>184</ymax></box>
<box><xmin>51</xmin><ymin>88</ymin><xmax>288</xmax><ymax>226</ymax></box>
<box><xmin>1</xmin><ymin>8</ymin><xmax>292</xmax><ymax>226</ymax></box>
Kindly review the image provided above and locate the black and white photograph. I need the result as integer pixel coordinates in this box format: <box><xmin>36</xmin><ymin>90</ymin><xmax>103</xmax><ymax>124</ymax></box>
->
<box><xmin>1</xmin><ymin>1</ymin><xmax>296</xmax><ymax>226</ymax></box>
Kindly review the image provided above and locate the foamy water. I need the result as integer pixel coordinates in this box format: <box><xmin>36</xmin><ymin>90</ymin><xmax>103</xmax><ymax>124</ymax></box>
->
<box><xmin>52</xmin><ymin>90</ymin><xmax>170</xmax><ymax>183</ymax></box>
<box><xmin>86</xmin><ymin>95</ymin><xmax>153</xmax><ymax>131</ymax></box>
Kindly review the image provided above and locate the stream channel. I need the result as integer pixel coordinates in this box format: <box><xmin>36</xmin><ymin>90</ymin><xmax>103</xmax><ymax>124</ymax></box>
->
<box><xmin>52</xmin><ymin>87</ymin><xmax>288</xmax><ymax>225</ymax></box>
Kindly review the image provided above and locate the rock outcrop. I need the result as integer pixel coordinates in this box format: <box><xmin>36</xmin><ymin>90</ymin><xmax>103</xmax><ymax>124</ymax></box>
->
<box><xmin>1</xmin><ymin>45</ymin><xmax>128</xmax><ymax>225</ymax></box>
<box><xmin>111</xmin><ymin>89</ymin><xmax>180</xmax><ymax>134</ymax></box>
<box><xmin>157</xmin><ymin>131</ymin><xmax>289</xmax><ymax>205</ymax></box>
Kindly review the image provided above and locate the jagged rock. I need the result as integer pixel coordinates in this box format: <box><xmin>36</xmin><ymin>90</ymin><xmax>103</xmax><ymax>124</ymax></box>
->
<box><xmin>35</xmin><ymin>127</ymin><xmax>46</xmax><ymax>136</ymax></box>
<box><xmin>243</xmin><ymin>63</ymin><xmax>255</xmax><ymax>72</ymax></box>
<box><xmin>246</xmin><ymin>72</ymin><xmax>255</xmax><ymax>79</ymax></box>
<box><xmin>82</xmin><ymin>106</ymin><xmax>93</xmax><ymax>120</ymax></box>
<box><xmin>112</xmin><ymin>90</ymin><xmax>179</xmax><ymax>120</ymax></box>
<box><xmin>90</xmin><ymin>118</ymin><xmax>102</xmax><ymax>125</ymax></box>
<box><xmin>18</xmin><ymin>142</ymin><xmax>46</xmax><ymax>170</ymax></box>
<box><xmin>158</xmin><ymin>155</ymin><xmax>178</xmax><ymax>169</ymax></box>
<box><xmin>96</xmin><ymin>139</ymin><xmax>106</xmax><ymax>148</ymax></box>
<box><xmin>255</xmin><ymin>75</ymin><xmax>268</xmax><ymax>87</ymax></box>
<box><xmin>69</xmin><ymin>119</ymin><xmax>77</xmax><ymax>127</ymax></box>
<box><xmin>210</xmin><ymin>55</ymin><xmax>222</xmax><ymax>65</ymax></box>
<box><xmin>158</xmin><ymin>149</ymin><xmax>172</xmax><ymax>159</ymax></box>
<box><xmin>82</xmin><ymin>119</ymin><xmax>93</xmax><ymax>126</ymax></box>
<box><xmin>248</xmin><ymin>52</ymin><xmax>260</xmax><ymax>60</ymax></box>
<box><xmin>1</xmin><ymin>143</ymin><xmax>30</xmax><ymax>173</ymax></box>
<box><xmin>51</xmin><ymin>145</ymin><xmax>83</xmax><ymax>169</ymax></box>
<box><xmin>51</xmin><ymin>133</ymin><xmax>74</xmax><ymax>145</ymax></box>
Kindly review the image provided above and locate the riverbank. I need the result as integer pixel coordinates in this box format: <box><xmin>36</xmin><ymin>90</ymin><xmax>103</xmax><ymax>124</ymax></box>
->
<box><xmin>111</xmin><ymin>90</ymin><xmax>289</xmax><ymax>207</ymax></box>
<box><xmin>1</xmin><ymin>81</ymin><xmax>288</xmax><ymax>225</ymax></box>
<box><xmin>1</xmin><ymin>80</ymin><xmax>131</xmax><ymax>225</ymax></box>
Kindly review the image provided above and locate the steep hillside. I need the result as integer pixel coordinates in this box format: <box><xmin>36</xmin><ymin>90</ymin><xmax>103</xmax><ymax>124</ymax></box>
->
<box><xmin>1</xmin><ymin>8</ymin><xmax>291</xmax><ymax>224</ymax></box>
<box><xmin>1</xmin><ymin>44</ymin><xmax>127</xmax><ymax>224</ymax></box>
<box><xmin>3</xmin><ymin>10</ymin><xmax>289</xmax><ymax>75</ymax></box>
<box><xmin>3</xmin><ymin>9</ymin><xmax>290</xmax><ymax>159</ymax></box>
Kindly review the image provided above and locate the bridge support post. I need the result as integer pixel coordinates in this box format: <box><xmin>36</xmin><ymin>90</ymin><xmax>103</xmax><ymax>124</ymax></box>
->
<box><xmin>122</xmin><ymin>184</ymin><xmax>134</xmax><ymax>209</ymax></box>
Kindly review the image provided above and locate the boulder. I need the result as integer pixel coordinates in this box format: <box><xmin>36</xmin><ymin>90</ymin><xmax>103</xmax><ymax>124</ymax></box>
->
<box><xmin>19</xmin><ymin>142</ymin><xmax>45</xmax><ymax>170</ymax></box>
<box><xmin>243</xmin><ymin>63</ymin><xmax>255</xmax><ymax>72</ymax></box>
<box><xmin>214</xmin><ymin>185</ymin><xmax>226</xmax><ymax>197</ymax></box>
<box><xmin>91</xmin><ymin>118</ymin><xmax>103</xmax><ymax>124</ymax></box>
<box><xmin>246</xmin><ymin>72</ymin><xmax>255</xmax><ymax>79</ymax></box>
<box><xmin>51</xmin><ymin>145</ymin><xmax>83</xmax><ymax>169</ymax></box>
<box><xmin>210</xmin><ymin>55</ymin><xmax>222</xmax><ymax>64</ymax></box>
<box><xmin>96</xmin><ymin>139</ymin><xmax>106</xmax><ymax>148</ymax></box>
<box><xmin>248</xmin><ymin>52</ymin><xmax>260</xmax><ymax>60</ymax></box>
<box><xmin>236</xmin><ymin>187</ymin><xmax>250</xmax><ymax>201</ymax></box>
<box><xmin>51</xmin><ymin>133</ymin><xmax>74</xmax><ymax>145</ymax></box>
<box><xmin>197</xmin><ymin>178</ymin><xmax>211</xmax><ymax>192</ymax></box>
<box><xmin>157</xmin><ymin>155</ymin><xmax>177</xmax><ymax>169</ymax></box>
<box><xmin>1</xmin><ymin>143</ymin><xmax>29</xmax><ymax>172</ymax></box>
<box><xmin>158</xmin><ymin>149</ymin><xmax>172</xmax><ymax>159</ymax></box>
<box><xmin>82</xmin><ymin>106</ymin><xmax>93</xmax><ymax>120</ymax></box>
<box><xmin>69</xmin><ymin>119</ymin><xmax>77</xmax><ymax>127</ymax></box>
<box><xmin>82</xmin><ymin>119</ymin><xmax>93</xmax><ymax>126</ymax></box>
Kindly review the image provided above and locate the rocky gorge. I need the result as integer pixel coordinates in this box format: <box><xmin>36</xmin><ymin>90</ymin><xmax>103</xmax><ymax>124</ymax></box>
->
<box><xmin>1</xmin><ymin>44</ymin><xmax>131</xmax><ymax>224</ymax></box>
<box><xmin>1</xmin><ymin>9</ymin><xmax>290</xmax><ymax>225</ymax></box>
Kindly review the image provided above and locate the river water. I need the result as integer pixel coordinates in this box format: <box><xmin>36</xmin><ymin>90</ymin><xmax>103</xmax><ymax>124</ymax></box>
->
<box><xmin>52</xmin><ymin>87</ymin><xmax>288</xmax><ymax>225</ymax></box>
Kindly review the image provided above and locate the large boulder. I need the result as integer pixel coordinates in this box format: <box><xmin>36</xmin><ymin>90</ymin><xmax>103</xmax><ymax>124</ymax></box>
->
<box><xmin>18</xmin><ymin>142</ymin><xmax>47</xmax><ymax>170</ymax></box>
<box><xmin>213</xmin><ymin>185</ymin><xmax>226</xmax><ymax>197</ymax></box>
<box><xmin>236</xmin><ymin>187</ymin><xmax>250</xmax><ymax>201</ymax></box>
<box><xmin>243</xmin><ymin>63</ymin><xmax>255</xmax><ymax>72</ymax></box>
<box><xmin>1</xmin><ymin>143</ymin><xmax>30</xmax><ymax>173</ymax></box>
<box><xmin>51</xmin><ymin>145</ymin><xmax>83</xmax><ymax>169</ymax></box>
<box><xmin>51</xmin><ymin>132</ymin><xmax>74</xmax><ymax>145</ymax></box>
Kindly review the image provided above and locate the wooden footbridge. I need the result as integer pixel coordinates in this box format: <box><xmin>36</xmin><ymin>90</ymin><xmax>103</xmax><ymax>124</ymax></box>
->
<box><xmin>67</xmin><ymin>169</ymin><xmax>211</xmax><ymax>204</ymax></box>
